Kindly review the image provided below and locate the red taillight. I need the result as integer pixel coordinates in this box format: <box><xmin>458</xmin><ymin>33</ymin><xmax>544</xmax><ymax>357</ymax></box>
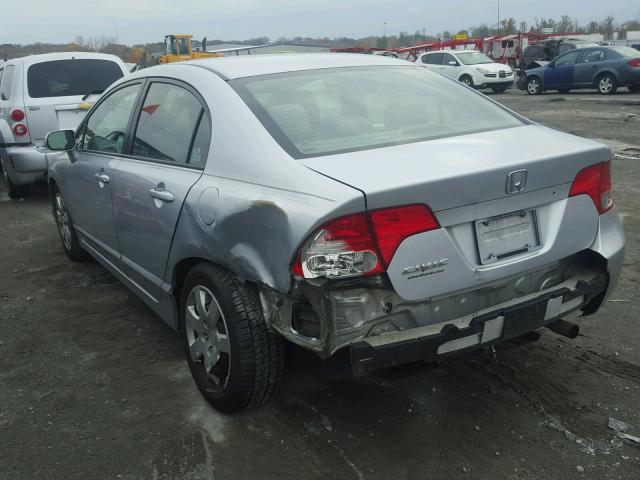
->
<box><xmin>10</xmin><ymin>108</ymin><xmax>25</xmax><ymax>122</ymax></box>
<box><xmin>370</xmin><ymin>204</ymin><xmax>440</xmax><ymax>267</ymax></box>
<box><xmin>569</xmin><ymin>161</ymin><xmax>613</xmax><ymax>215</ymax></box>
<box><xmin>12</xmin><ymin>123</ymin><xmax>28</xmax><ymax>136</ymax></box>
<box><xmin>292</xmin><ymin>204</ymin><xmax>440</xmax><ymax>279</ymax></box>
<box><xmin>628</xmin><ymin>58</ymin><xmax>640</xmax><ymax>68</ymax></box>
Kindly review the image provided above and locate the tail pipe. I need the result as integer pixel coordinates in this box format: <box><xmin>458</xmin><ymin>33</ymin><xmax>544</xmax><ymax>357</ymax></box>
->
<box><xmin>546</xmin><ymin>319</ymin><xmax>580</xmax><ymax>339</ymax></box>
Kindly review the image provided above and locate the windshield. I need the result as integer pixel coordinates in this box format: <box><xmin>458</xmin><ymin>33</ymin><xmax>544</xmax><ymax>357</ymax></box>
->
<box><xmin>455</xmin><ymin>52</ymin><xmax>494</xmax><ymax>65</ymax></box>
<box><xmin>27</xmin><ymin>59</ymin><xmax>124</xmax><ymax>98</ymax></box>
<box><xmin>231</xmin><ymin>66</ymin><xmax>524</xmax><ymax>159</ymax></box>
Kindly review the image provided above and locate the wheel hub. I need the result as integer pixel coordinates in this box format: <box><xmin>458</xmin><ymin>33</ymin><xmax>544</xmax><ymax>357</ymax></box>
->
<box><xmin>185</xmin><ymin>285</ymin><xmax>231</xmax><ymax>390</ymax></box>
<box><xmin>55</xmin><ymin>193</ymin><xmax>72</xmax><ymax>250</ymax></box>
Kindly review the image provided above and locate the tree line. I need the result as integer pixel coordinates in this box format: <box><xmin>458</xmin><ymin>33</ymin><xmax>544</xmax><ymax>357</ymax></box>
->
<box><xmin>3</xmin><ymin>13</ymin><xmax>639</xmax><ymax>62</ymax></box>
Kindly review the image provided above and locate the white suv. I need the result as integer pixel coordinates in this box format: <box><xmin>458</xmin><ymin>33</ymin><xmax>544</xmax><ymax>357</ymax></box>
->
<box><xmin>417</xmin><ymin>50</ymin><xmax>514</xmax><ymax>93</ymax></box>
<box><xmin>0</xmin><ymin>52</ymin><xmax>127</xmax><ymax>198</ymax></box>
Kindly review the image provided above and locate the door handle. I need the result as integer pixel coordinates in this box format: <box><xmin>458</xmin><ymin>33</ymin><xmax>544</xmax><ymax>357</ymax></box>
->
<box><xmin>95</xmin><ymin>173</ymin><xmax>110</xmax><ymax>184</ymax></box>
<box><xmin>149</xmin><ymin>187</ymin><xmax>174</xmax><ymax>203</ymax></box>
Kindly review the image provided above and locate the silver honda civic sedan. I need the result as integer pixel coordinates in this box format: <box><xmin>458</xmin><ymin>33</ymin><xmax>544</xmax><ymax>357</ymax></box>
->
<box><xmin>45</xmin><ymin>54</ymin><xmax>625</xmax><ymax>413</ymax></box>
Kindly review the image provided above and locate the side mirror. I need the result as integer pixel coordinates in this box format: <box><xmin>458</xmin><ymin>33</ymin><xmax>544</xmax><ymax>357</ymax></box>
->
<box><xmin>449</xmin><ymin>61</ymin><xmax>458</xmax><ymax>66</ymax></box>
<box><xmin>46</xmin><ymin>130</ymin><xmax>76</xmax><ymax>151</ymax></box>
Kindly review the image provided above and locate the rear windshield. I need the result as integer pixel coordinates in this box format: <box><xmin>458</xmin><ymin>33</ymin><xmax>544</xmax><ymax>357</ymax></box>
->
<box><xmin>27</xmin><ymin>59</ymin><xmax>124</xmax><ymax>98</ymax></box>
<box><xmin>611</xmin><ymin>47</ymin><xmax>640</xmax><ymax>57</ymax></box>
<box><xmin>231</xmin><ymin>66</ymin><xmax>524</xmax><ymax>158</ymax></box>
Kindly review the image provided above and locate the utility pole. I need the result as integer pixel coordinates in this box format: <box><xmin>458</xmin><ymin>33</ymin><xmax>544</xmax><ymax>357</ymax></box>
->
<box><xmin>497</xmin><ymin>0</ymin><xmax>500</xmax><ymax>32</ymax></box>
<box><xmin>383</xmin><ymin>22</ymin><xmax>387</xmax><ymax>37</ymax></box>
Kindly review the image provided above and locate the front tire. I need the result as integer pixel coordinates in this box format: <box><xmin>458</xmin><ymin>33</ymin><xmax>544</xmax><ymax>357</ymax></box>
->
<box><xmin>526</xmin><ymin>76</ymin><xmax>542</xmax><ymax>95</ymax></box>
<box><xmin>459</xmin><ymin>75</ymin><xmax>474</xmax><ymax>88</ymax></box>
<box><xmin>52</xmin><ymin>186</ymin><xmax>88</xmax><ymax>261</ymax></box>
<box><xmin>597</xmin><ymin>73</ymin><xmax>617</xmax><ymax>95</ymax></box>
<box><xmin>180</xmin><ymin>263</ymin><xmax>284</xmax><ymax>413</ymax></box>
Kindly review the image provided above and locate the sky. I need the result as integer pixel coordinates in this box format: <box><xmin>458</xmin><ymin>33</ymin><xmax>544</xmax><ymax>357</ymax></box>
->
<box><xmin>2</xmin><ymin>0</ymin><xmax>638</xmax><ymax>45</ymax></box>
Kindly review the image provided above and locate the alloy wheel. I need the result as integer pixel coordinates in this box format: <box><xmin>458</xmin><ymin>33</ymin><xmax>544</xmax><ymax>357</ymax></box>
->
<box><xmin>55</xmin><ymin>193</ymin><xmax>72</xmax><ymax>250</ymax></box>
<box><xmin>527</xmin><ymin>78</ymin><xmax>540</xmax><ymax>94</ymax></box>
<box><xmin>599</xmin><ymin>77</ymin><xmax>613</xmax><ymax>94</ymax></box>
<box><xmin>185</xmin><ymin>285</ymin><xmax>231</xmax><ymax>392</ymax></box>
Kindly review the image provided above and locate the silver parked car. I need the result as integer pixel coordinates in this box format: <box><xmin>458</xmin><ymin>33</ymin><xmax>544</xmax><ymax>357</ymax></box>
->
<box><xmin>46</xmin><ymin>54</ymin><xmax>625</xmax><ymax>413</ymax></box>
<box><xmin>0</xmin><ymin>52</ymin><xmax>127</xmax><ymax>198</ymax></box>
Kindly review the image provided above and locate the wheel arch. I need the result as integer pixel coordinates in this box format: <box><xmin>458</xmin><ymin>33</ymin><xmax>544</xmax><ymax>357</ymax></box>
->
<box><xmin>594</xmin><ymin>70</ymin><xmax>619</xmax><ymax>86</ymax></box>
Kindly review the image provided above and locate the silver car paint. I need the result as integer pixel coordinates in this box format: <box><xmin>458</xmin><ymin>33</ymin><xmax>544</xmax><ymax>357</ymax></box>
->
<box><xmin>48</xmin><ymin>55</ymin><xmax>624</xmax><ymax>355</ymax></box>
<box><xmin>1</xmin><ymin>52</ymin><xmax>127</xmax><ymax>186</ymax></box>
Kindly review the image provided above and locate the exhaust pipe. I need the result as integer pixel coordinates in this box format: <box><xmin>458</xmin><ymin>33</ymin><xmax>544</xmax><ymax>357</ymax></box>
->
<box><xmin>546</xmin><ymin>319</ymin><xmax>579</xmax><ymax>339</ymax></box>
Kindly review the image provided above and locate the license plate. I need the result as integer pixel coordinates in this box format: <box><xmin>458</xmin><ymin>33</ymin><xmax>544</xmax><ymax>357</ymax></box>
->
<box><xmin>475</xmin><ymin>209</ymin><xmax>539</xmax><ymax>265</ymax></box>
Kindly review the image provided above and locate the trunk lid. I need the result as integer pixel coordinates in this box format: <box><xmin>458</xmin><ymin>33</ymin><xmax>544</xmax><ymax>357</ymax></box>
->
<box><xmin>24</xmin><ymin>95</ymin><xmax>97</xmax><ymax>146</ymax></box>
<box><xmin>304</xmin><ymin>125</ymin><xmax>611</xmax><ymax>301</ymax></box>
<box><xmin>302</xmin><ymin>125</ymin><xmax>609</xmax><ymax>212</ymax></box>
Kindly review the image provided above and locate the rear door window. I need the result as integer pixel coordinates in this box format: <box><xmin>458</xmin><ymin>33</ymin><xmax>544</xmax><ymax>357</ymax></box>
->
<box><xmin>579</xmin><ymin>50</ymin><xmax>605</xmax><ymax>63</ymax></box>
<box><xmin>27</xmin><ymin>59</ymin><xmax>124</xmax><ymax>98</ymax></box>
<box><xmin>82</xmin><ymin>84</ymin><xmax>141</xmax><ymax>154</ymax></box>
<box><xmin>422</xmin><ymin>53</ymin><xmax>443</xmax><ymax>65</ymax></box>
<box><xmin>131</xmin><ymin>82</ymin><xmax>204</xmax><ymax>165</ymax></box>
<box><xmin>0</xmin><ymin>65</ymin><xmax>15</xmax><ymax>101</ymax></box>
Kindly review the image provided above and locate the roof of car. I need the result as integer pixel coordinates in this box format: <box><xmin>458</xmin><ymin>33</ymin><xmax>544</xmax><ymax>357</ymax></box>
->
<box><xmin>5</xmin><ymin>51</ymin><xmax>124</xmax><ymax>67</ymax></box>
<box><xmin>179</xmin><ymin>53</ymin><xmax>410</xmax><ymax>79</ymax></box>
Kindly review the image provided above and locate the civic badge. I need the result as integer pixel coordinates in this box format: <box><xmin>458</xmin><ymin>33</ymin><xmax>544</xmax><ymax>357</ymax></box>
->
<box><xmin>506</xmin><ymin>169</ymin><xmax>527</xmax><ymax>194</ymax></box>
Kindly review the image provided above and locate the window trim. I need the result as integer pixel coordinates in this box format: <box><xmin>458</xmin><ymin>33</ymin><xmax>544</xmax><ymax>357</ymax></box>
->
<box><xmin>124</xmin><ymin>77</ymin><xmax>211</xmax><ymax>171</ymax></box>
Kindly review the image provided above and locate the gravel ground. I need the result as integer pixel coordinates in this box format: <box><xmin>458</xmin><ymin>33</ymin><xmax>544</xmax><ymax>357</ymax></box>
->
<box><xmin>1</xmin><ymin>87</ymin><xmax>639</xmax><ymax>480</ymax></box>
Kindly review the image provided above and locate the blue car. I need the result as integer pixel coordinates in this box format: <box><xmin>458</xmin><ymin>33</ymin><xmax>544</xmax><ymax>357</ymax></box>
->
<box><xmin>521</xmin><ymin>46</ymin><xmax>640</xmax><ymax>95</ymax></box>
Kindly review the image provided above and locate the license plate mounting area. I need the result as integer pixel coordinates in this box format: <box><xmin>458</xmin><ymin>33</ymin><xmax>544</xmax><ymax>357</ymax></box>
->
<box><xmin>475</xmin><ymin>209</ymin><xmax>540</xmax><ymax>265</ymax></box>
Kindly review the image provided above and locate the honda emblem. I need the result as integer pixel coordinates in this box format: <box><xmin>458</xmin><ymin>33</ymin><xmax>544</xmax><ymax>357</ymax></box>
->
<box><xmin>506</xmin><ymin>169</ymin><xmax>528</xmax><ymax>194</ymax></box>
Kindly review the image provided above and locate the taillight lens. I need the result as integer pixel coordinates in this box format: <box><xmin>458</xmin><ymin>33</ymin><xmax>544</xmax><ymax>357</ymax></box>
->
<box><xmin>10</xmin><ymin>108</ymin><xmax>25</xmax><ymax>122</ymax></box>
<box><xmin>12</xmin><ymin>123</ymin><xmax>28</xmax><ymax>136</ymax></box>
<box><xmin>569</xmin><ymin>161</ymin><xmax>613</xmax><ymax>215</ymax></box>
<box><xmin>292</xmin><ymin>204</ymin><xmax>440</xmax><ymax>279</ymax></box>
<box><xmin>628</xmin><ymin>58</ymin><xmax>640</xmax><ymax>68</ymax></box>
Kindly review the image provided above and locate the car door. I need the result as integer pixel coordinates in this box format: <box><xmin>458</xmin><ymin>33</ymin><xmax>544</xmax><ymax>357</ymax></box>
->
<box><xmin>573</xmin><ymin>49</ymin><xmax>606</xmax><ymax>87</ymax></box>
<box><xmin>544</xmin><ymin>50</ymin><xmax>580</xmax><ymax>89</ymax></box>
<box><xmin>440</xmin><ymin>53</ymin><xmax>460</xmax><ymax>78</ymax></box>
<box><xmin>111</xmin><ymin>80</ymin><xmax>209</xmax><ymax>301</ymax></box>
<box><xmin>65</xmin><ymin>81</ymin><xmax>143</xmax><ymax>262</ymax></box>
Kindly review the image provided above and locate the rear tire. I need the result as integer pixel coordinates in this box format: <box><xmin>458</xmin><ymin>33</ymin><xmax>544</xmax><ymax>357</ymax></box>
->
<box><xmin>459</xmin><ymin>75</ymin><xmax>474</xmax><ymax>88</ymax></box>
<box><xmin>3</xmin><ymin>168</ymin><xmax>30</xmax><ymax>199</ymax></box>
<box><xmin>526</xmin><ymin>76</ymin><xmax>542</xmax><ymax>95</ymax></box>
<box><xmin>596</xmin><ymin>73</ymin><xmax>617</xmax><ymax>95</ymax></box>
<box><xmin>52</xmin><ymin>185</ymin><xmax>88</xmax><ymax>262</ymax></box>
<box><xmin>180</xmin><ymin>263</ymin><xmax>284</xmax><ymax>413</ymax></box>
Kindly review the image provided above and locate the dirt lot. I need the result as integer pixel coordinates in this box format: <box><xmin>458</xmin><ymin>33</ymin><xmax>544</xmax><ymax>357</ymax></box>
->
<box><xmin>1</xmin><ymin>88</ymin><xmax>639</xmax><ymax>480</ymax></box>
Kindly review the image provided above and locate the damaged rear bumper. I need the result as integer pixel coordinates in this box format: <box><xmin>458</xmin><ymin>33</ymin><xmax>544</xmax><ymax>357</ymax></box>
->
<box><xmin>349</xmin><ymin>269</ymin><xmax>606</xmax><ymax>375</ymax></box>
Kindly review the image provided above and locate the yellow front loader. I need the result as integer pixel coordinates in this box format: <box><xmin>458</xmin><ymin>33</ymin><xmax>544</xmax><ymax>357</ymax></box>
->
<box><xmin>135</xmin><ymin>34</ymin><xmax>223</xmax><ymax>70</ymax></box>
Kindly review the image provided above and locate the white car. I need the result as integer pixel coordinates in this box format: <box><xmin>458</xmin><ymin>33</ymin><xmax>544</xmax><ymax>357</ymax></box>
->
<box><xmin>417</xmin><ymin>50</ymin><xmax>514</xmax><ymax>93</ymax></box>
<box><xmin>0</xmin><ymin>52</ymin><xmax>128</xmax><ymax>198</ymax></box>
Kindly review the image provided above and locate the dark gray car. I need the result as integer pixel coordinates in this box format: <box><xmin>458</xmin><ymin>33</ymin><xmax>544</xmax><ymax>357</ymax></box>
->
<box><xmin>522</xmin><ymin>46</ymin><xmax>640</xmax><ymax>94</ymax></box>
<box><xmin>45</xmin><ymin>54</ymin><xmax>625</xmax><ymax>413</ymax></box>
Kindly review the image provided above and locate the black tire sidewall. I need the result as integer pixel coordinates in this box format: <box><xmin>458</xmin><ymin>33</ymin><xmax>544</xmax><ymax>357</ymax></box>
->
<box><xmin>460</xmin><ymin>75</ymin><xmax>473</xmax><ymax>87</ymax></box>
<box><xmin>180</xmin><ymin>265</ymin><xmax>254</xmax><ymax>412</ymax></box>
